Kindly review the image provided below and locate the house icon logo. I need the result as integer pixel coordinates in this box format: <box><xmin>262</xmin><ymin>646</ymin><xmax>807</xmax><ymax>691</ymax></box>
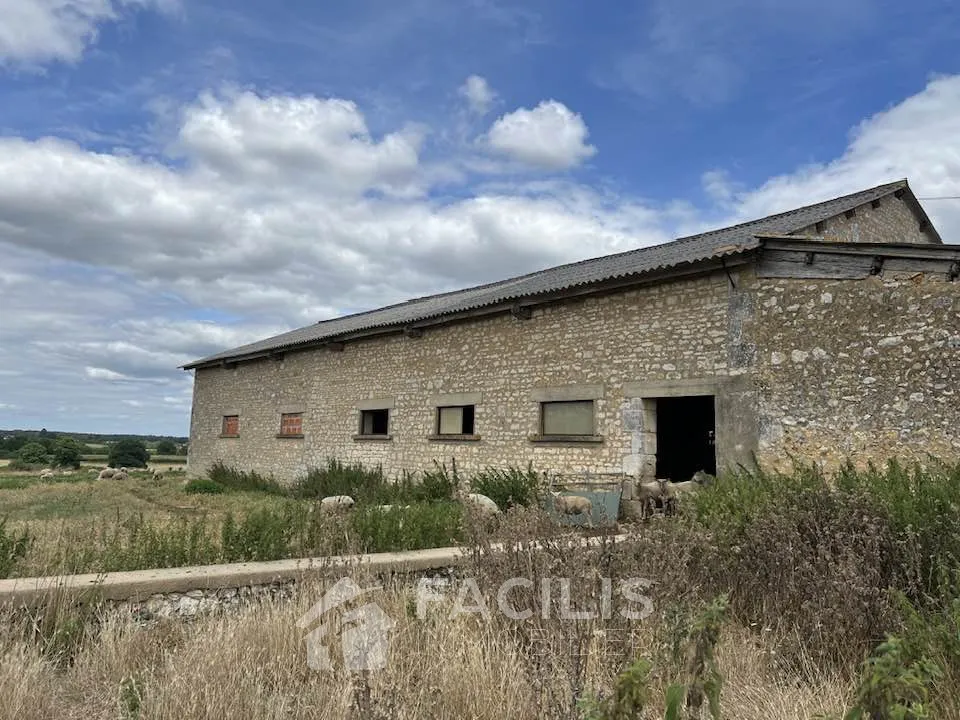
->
<box><xmin>296</xmin><ymin>577</ymin><xmax>396</xmax><ymax>671</ymax></box>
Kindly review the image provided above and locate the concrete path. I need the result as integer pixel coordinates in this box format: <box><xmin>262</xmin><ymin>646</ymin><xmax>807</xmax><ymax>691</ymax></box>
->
<box><xmin>0</xmin><ymin>533</ymin><xmax>631</xmax><ymax>607</ymax></box>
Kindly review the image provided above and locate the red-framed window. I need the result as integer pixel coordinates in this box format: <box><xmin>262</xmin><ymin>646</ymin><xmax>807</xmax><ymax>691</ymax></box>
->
<box><xmin>221</xmin><ymin>415</ymin><xmax>240</xmax><ymax>436</ymax></box>
<box><xmin>279</xmin><ymin>412</ymin><xmax>303</xmax><ymax>436</ymax></box>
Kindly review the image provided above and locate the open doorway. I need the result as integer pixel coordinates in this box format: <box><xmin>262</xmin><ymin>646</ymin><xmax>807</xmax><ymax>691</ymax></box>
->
<box><xmin>655</xmin><ymin>395</ymin><xmax>716</xmax><ymax>481</ymax></box>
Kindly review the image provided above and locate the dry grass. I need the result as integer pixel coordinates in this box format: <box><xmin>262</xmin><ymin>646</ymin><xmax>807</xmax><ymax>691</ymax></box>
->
<box><xmin>0</xmin><ymin>471</ymin><xmax>295</xmax><ymax>577</ymax></box>
<box><xmin>0</xmin><ymin>579</ymin><xmax>853</xmax><ymax>720</ymax></box>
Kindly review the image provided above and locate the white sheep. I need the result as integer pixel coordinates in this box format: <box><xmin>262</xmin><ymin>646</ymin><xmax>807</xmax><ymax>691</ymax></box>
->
<box><xmin>662</xmin><ymin>474</ymin><xmax>710</xmax><ymax>514</ymax></box>
<box><xmin>463</xmin><ymin>492</ymin><xmax>501</xmax><ymax>518</ymax></box>
<box><xmin>550</xmin><ymin>491</ymin><xmax>593</xmax><ymax>519</ymax></box>
<box><xmin>113</xmin><ymin>471</ymin><xmax>130</xmax><ymax>481</ymax></box>
<box><xmin>319</xmin><ymin>495</ymin><xmax>355</xmax><ymax>514</ymax></box>
<box><xmin>152</xmin><ymin>469</ymin><xmax>164</xmax><ymax>483</ymax></box>
<box><xmin>97</xmin><ymin>468</ymin><xmax>116</xmax><ymax>480</ymax></box>
<box><xmin>39</xmin><ymin>468</ymin><xmax>55</xmax><ymax>480</ymax></box>
<box><xmin>635</xmin><ymin>479</ymin><xmax>669</xmax><ymax>519</ymax></box>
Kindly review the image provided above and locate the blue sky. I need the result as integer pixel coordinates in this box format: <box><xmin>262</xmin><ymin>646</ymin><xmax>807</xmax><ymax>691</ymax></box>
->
<box><xmin>0</xmin><ymin>0</ymin><xmax>958</xmax><ymax>435</ymax></box>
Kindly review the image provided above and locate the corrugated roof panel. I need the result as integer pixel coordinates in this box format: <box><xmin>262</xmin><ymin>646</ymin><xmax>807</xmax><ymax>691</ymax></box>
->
<box><xmin>184</xmin><ymin>180</ymin><xmax>907</xmax><ymax>368</ymax></box>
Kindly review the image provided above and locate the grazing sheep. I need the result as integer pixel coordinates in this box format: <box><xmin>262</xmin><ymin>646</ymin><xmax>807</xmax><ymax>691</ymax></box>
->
<box><xmin>635</xmin><ymin>479</ymin><xmax>669</xmax><ymax>519</ymax></box>
<box><xmin>319</xmin><ymin>495</ymin><xmax>355</xmax><ymax>513</ymax></box>
<box><xmin>463</xmin><ymin>492</ymin><xmax>501</xmax><ymax>518</ymax></box>
<box><xmin>152</xmin><ymin>470</ymin><xmax>164</xmax><ymax>483</ymax></box>
<box><xmin>97</xmin><ymin>468</ymin><xmax>115</xmax><ymax>480</ymax></box>
<box><xmin>39</xmin><ymin>468</ymin><xmax>55</xmax><ymax>480</ymax></box>
<box><xmin>662</xmin><ymin>474</ymin><xmax>711</xmax><ymax>514</ymax></box>
<box><xmin>112</xmin><ymin>470</ymin><xmax>130</xmax><ymax>482</ymax></box>
<box><xmin>550</xmin><ymin>491</ymin><xmax>592</xmax><ymax>517</ymax></box>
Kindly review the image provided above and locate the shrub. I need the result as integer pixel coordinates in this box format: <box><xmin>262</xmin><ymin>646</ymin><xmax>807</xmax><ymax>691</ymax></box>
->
<box><xmin>207</xmin><ymin>460</ymin><xmax>284</xmax><ymax>495</ymax></box>
<box><xmin>51</xmin><ymin>437</ymin><xmax>83</xmax><ymax>469</ymax></box>
<box><xmin>108</xmin><ymin>439</ymin><xmax>150</xmax><ymax>469</ymax></box>
<box><xmin>16</xmin><ymin>442</ymin><xmax>49</xmax><ymax>466</ymax></box>
<box><xmin>348</xmin><ymin>502</ymin><xmax>463</xmax><ymax>553</ymax></box>
<box><xmin>295</xmin><ymin>459</ymin><xmax>388</xmax><ymax>503</ymax></box>
<box><xmin>416</xmin><ymin>460</ymin><xmax>459</xmax><ymax>502</ymax></box>
<box><xmin>841</xmin><ymin>635</ymin><xmax>943</xmax><ymax>720</ymax></box>
<box><xmin>470</xmin><ymin>464</ymin><xmax>543</xmax><ymax>510</ymax></box>
<box><xmin>221</xmin><ymin>508</ymin><xmax>297</xmax><ymax>562</ymax></box>
<box><xmin>184</xmin><ymin>478</ymin><xmax>225</xmax><ymax>494</ymax></box>
<box><xmin>684</xmin><ymin>460</ymin><xmax>960</xmax><ymax>671</ymax></box>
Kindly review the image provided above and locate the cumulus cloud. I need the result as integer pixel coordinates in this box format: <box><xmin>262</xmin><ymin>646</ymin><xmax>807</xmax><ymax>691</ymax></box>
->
<box><xmin>486</xmin><ymin>100</ymin><xmax>597</xmax><ymax>170</ymax></box>
<box><xmin>0</xmin><ymin>0</ymin><xmax>175</xmax><ymax>67</ymax></box>
<box><xmin>0</xmin><ymin>75</ymin><xmax>958</xmax><ymax>434</ymax></box>
<box><xmin>710</xmin><ymin>74</ymin><xmax>960</xmax><ymax>240</ymax></box>
<box><xmin>459</xmin><ymin>75</ymin><xmax>497</xmax><ymax>115</ymax></box>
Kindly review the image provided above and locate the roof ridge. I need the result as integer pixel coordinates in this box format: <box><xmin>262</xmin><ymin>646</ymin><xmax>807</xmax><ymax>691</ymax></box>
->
<box><xmin>184</xmin><ymin>179</ymin><xmax>916</xmax><ymax>368</ymax></box>
<box><xmin>328</xmin><ymin>179</ymin><xmax>908</xmax><ymax>316</ymax></box>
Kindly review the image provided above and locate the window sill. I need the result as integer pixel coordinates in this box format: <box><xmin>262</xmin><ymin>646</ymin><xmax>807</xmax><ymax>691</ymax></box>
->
<box><xmin>528</xmin><ymin>434</ymin><xmax>604</xmax><ymax>444</ymax></box>
<box><xmin>353</xmin><ymin>434</ymin><xmax>393</xmax><ymax>442</ymax></box>
<box><xmin>275</xmin><ymin>434</ymin><xmax>304</xmax><ymax>439</ymax></box>
<box><xmin>218</xmin><ymin>434</ymin><xmax>240</xmax><ymax>439</ymax></box>
<box><xmin>427</xmin><ymin>434</ymin><xmax>482</xmax><ymax>442</ymax></box>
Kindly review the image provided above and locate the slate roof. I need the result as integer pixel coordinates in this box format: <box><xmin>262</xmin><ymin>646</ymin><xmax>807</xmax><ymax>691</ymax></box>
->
<box><xmin>184</xmin><ymin>180</ymin><xmax>915</xmax><ymax>368</ymax></box>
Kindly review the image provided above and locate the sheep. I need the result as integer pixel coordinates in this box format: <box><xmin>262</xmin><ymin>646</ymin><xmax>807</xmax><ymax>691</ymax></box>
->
<box><xmin>152</xmin><ymin>469</ymin><xmax>164</xmax><ymax>483</ymax></box>
<box><xmin>319</xmin><ymin>495</ymin><xmax>355</xmax><ymax>514</ymax></box>
<box><xmin>462</xmin><ymin>492</ymin><xmax>501</xmax><ymax>518</ymax></box>
<box><xmin>39</xmin><ymin>468</ymin><xmax>55</xmax><ymax>480</ymax></box>
<box><xmin>662</xmin><ymin>473</ymin><xmax>712</xmax><ymax>514</ymax></box>
<box><xmin>550</xmin><ymin>491</ymin><xmax>592</xmax><ymax>518</ymax></box>
<box><xmin>112</xmin><ymin>471</ymin><xmax>130</xmax><ymax>481</ymax></box>
<box><xmin>635</xmin><ymin>479</ymin><xmax>669</xmax><ymax>519</ymax></box>
<box><xmin>97</xmin><ymin>468</ymin><xmax>116</xmax><ymax>480</ymax></box>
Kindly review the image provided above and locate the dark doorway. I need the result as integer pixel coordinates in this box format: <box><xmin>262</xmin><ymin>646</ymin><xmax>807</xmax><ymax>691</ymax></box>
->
<box><xmin>655</xmin><ymin>395</ymin><xmax>716</xmax><ymax>481</ymax></box>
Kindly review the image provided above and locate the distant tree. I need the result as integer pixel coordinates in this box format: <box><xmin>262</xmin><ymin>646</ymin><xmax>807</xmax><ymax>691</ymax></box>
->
<box><xmin>16</xmin><ymin>442</ymin><xmax>49</xmax><ymax>466</ymax></box>
<box><xmin>51</xmin><ymin>438</ymin><xmax>83</xmax><ymax>469</ymax></box>
<box><xmin>108</xmin><ymin>439</ymin><xmax>150</xmax><ymax>469</ymax></box>
<box><xmin>155</xmin><ymin>440</ymin><xmax>177</xmax><ymax>455</ymax></box>
<box><xmin>0</xmin><ymin>434</ymin><xmax>29</xmax><ymax>458</ymax></box>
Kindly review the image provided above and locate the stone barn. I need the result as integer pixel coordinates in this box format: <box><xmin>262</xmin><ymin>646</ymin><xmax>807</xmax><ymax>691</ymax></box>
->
<box><xmin>183</xmin><ymin>180</ymin><xmax>960</xmax><ymax>483</ymax></box>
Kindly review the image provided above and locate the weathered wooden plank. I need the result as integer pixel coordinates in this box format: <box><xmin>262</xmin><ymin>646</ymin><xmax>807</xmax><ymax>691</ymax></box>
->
<box><xmin>758</xmin><ymin>249</ymin><xmax>959</xmax><ymax>280</ymax></box>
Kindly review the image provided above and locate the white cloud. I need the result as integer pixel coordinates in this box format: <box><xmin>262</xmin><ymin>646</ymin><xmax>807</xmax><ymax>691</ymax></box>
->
<box><xmin>85</xmin><ymin>366</ymin><xmax>130</xmax><ymax>381</ymax></box>
<box><xmin>0</xmin><ymin>76</ymin><xmax>958</xmax><ymax>434</ymax></box>
<box><xmin>0</xmin><ymin>0</ymin><xmax>175</xmax><ymax>67</ymax></box>
<box><xmin>459</xmin><ymin>75</ymin><xmax>497</xmax><ymax>115</ymax></box>
<box><xmin>486</xmin><ymin>100</ymin><xmax>596</xmax><ymax>170</ymax></box>
<box><xmin>711</xmin><ymin>74</ymin><xmax>960</xmax><ymax>240</ymax></box>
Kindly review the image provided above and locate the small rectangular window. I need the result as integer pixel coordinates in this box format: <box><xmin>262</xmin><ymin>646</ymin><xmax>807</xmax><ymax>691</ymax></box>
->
<box><xmin>279</xmin><ymin>412</ymin><xmax>303</xmax><ymax>436</ymax></box>
<box><xmin>360</xmin><ymin>408</ymin><xmax>389</xmax><ymax>436</ymax></box>
<box><xmin>437</xmin><ymin>405</ymin><xmax>475</xmax><ymax>435</ymax></box>
<box><xmin>541</xmin><ymin>400</ymin><xmax>594</xmax><ymax>437</ymax></box>
<box><xmin>221</xmin><ymin>415</ymin><xmax>239</xmax><ymax>436</ymax></box>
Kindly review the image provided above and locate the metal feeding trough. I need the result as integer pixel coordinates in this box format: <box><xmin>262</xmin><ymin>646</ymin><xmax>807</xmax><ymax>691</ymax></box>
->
<box><xmin>544</xmin><ymin>477</ymin><xmax>623</xmax><ymax>528</ymax></box>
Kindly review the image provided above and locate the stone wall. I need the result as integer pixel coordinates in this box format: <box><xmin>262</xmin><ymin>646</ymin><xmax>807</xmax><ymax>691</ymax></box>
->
<box><xmin>189</xmin><ymin>270</ymin><xmax>749</xmax><ymax>481</ymax></box>
<box><xmin>792</xmin><ymin>193</ymin><xmax>936</xmax><ymax>245</ymax></box>
<box><xmin>753</xmin><ymin>273</ymin><xmax>960</xmax><ymax>471</ymax></box>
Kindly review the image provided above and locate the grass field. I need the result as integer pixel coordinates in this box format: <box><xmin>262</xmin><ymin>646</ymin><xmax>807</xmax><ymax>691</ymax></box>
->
<box><xmin>0</xmin><ymin>464</ymin><xmax>467</xmax><ymax>577</ymax></box>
